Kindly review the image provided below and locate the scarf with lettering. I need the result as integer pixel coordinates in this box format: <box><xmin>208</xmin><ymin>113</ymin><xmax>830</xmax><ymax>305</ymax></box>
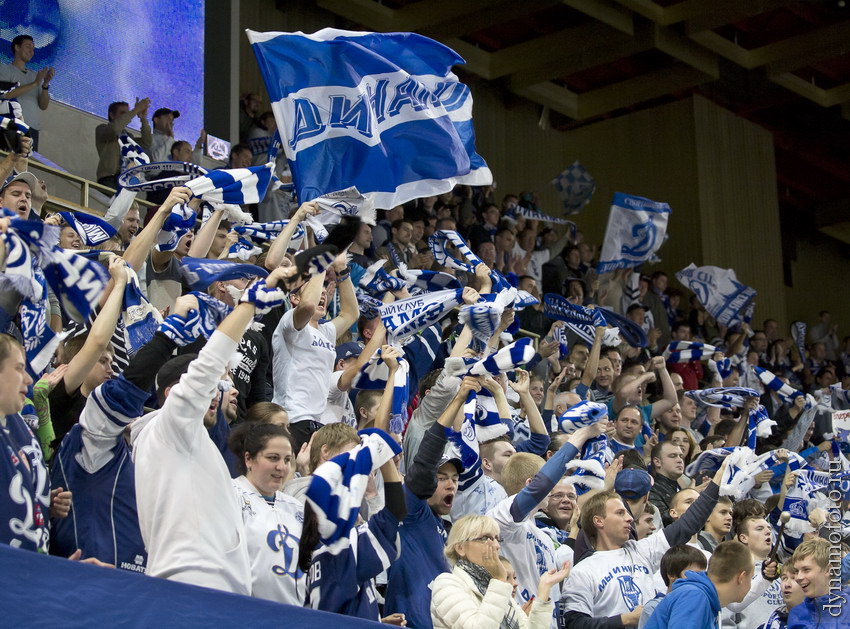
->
<box><xmin>379</xmin><ymin>288</ymin><xmax>463</xmax><ymax>344</ymax></box>
<box><xmin>685</xmin><ymin>387</ymin><xmax>760</xmax><ymax>409</ymax></box>
<box><xmin>543</xmin><ymin>293</ymin><xmax>605</xmax><ymax>345</ymax></box>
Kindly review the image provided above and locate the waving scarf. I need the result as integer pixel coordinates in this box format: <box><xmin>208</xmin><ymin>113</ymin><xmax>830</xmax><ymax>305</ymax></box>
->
<box><xmin>663</xmin><ymin>341</ymin><xmax>718</xmax><ymax>363</ymax></box>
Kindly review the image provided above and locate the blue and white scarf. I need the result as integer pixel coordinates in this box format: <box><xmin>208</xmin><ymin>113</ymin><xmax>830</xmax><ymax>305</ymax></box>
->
<box><xmin>356</xmin><ymin>294</ymin><xmax>383</xmax><ymax>320</ymax></box>
<box><xmin>13</xmin><ymin>219</ymin><xmax>110</xmax><ymax>323</ymax></box>
<box><xmin>543</xmin><ymin>293</ymin><xmax>605</xmax><ymax>345</ymax></box>
<box><xmin>447</xmin><ymin>395</ymin><xmax>481</xmax><ymax>487</ymax></box>
<box><xmin>121</xmin><ymin>266</ymin><xmax>161</xmax><ymax>357</ymax></box>
<box><xmin>685</xmin><ymin>387</ymin><xmax>760</xmax><ymax>409</ymax></box>
<box><xmin>397</xmin><ymin>266</ymin><xmax>461</xmax><ymax>295</ymax></box>
<box><xmin>234</xmin><ymin>220</ymin><xmax>306</xmax><ymax>246</ymax></box>
<box><xmin>227</xmin><ymin>236</ymin><xmax>262</xmax><ymax>261</ymax></box>
<box><xmin>554</xmin><ymin>324</ymin><xmax>569</xmax><ymax>358</ymax></box>
<box><xmin>568</xmin><ymin>435</ymin><xmax>608</xmax><ymax>493</ymax></box>
<box><xmin>676</xmin><ymin>264</ymin><xmax>757</xmax><ymax>328</ymax></box>
<box><xmin>305</xmin><ymin>428</ymin><xmax>402</xmax><ymax>546</ymax></box>
<box><xmin>428</xmin><ymin>230</ymin><xmax>481</xmax><ymax>273</ymax></box>
<box><xmin>685</xmin><ymin>448</ymin><xmax>735</xmax><ymax>479</ymax></box>
<box><xmin>597</xmin><ymin>193</ymin><xmax>671</xmax><ymax>274</ymax></box>
<box><xmin>468</xmin><ymin>389</ymin><xmax>506</xmax><ymax>442</ymax></box>
<box><xmin>379</xmin><ymin>288</ymin><xmax>463</xmax><ymax>343</ymax></box>
<box><xmin>515</xmin><ymin>206</ymin><xmax>576</xmax><ymax>229</ymax></box>
<box><xmin>306</xmin><ymin>187</ymin><xmax>377</xmax><ymax>243</ymax></box>
<box><xmin>157</xmin><ymin>308</ymin><xmax>203</xmax><ymax>347</ymax></box>
<box><xmin>180</xmin><ymin>257</ymin><xmax>267</xmax><ymax>291</ymax></box>
<box><xmin>754</xmin><ymin>366</ymin><xmax>809</xmax><ymax>408</ymax></box>
<box><xmin>663</xmin><ymin>341</ymin><xmax>718</xmax><ymax>363</ymax></box>
<box><xmin>709</xmin><ymin>357</ymin><xmax>734</xmax><ymax>380</ymax></box>
<box><xmin>552</xmin><ymin>160</ymin><xmax>596</xmax><ymax>215</ymax></box>
<box><xmin>58</xmin><ymin>212</ymin><xmax>117</xmax><ymax>247</ymax></box>
<box><xmin>239</xmin><ymin>279</ymin><xmax>287</xmax><ymax>315</ymax></box>
<box><xmin>598</xmin><ymin>306</ymin><xmax>647</xmax><ymax>348</ymax></box>
<box><xmin>557</xmin><ymin>400</ymin><xmax>608</xmax><ymax>434</ymax></box>
<box><xmin>118</xmin><ymin>161</ymin><xmax>208</xmax><ymax>193</ymax></box>
<box><xmin>466</xmin><ymin>338</ymin><xmax>535</xmax><ymax>377</ymax></box>
<box><xmin>359</xmin><ymin>259</ymin><xmax>405</xmax><ymax>296</ymax></box>
<box><xmin>190</xmin><ymin>292</ymin><xmax>233</xmax><ymax>338</ymax></box>
<box><xmin>747</xmin><ymin>405</ymin><xmax>776</xmax><ymax>448</ymax></box>
<box><xmin>458</xmin><ymin>288</ymin><xmax>516</xmax><ymax>351</ymax></box>
<box><xmin>117</xmin><ymin>133</ymin><xmax>150</xmax><ymax>172</ymax></box>
<box><xmin>155</xmin><ymin>204</ymin><xmax>196</xmax><ymax>252</ymax></box>
<box><xmin>783</xmin><ymin>469</ymin><xmax>831</xmax><ymax>535</ymax></box>
<box><xmin>185</xmin><ymin>162</ymin><xmax>274</xmax><ymax>205</ymax></box>
<box><xmin>350</xmin><ymin>349</ymin><xmax>410</xmax><ymax>434</ymax></box>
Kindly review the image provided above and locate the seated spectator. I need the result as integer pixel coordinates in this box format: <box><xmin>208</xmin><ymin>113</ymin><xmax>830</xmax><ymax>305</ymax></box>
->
<box><xmin>644</xmin><ymin>541</ymin><xmax>754</xmax><ymax>629</ymax></box>
<box><xmin>430</xmin><ymin>514</ymin><xmax>566</xmax><ymax>629</ymax></box>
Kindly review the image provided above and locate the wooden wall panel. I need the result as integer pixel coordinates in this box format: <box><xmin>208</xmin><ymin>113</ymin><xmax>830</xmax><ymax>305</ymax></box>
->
<box><xmin>692</xmin><ymin>96</ymin><xmax>787</xmax><ymax>328</ymax></box>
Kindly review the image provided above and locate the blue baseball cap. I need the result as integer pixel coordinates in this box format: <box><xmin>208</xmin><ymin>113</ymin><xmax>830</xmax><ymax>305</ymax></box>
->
<box><xmin>615</xmin><ymin>468</ymin><xmax>653</xmax><ymax>500</ymax></box>
<box><xmin>335</xmin><ymin>342</ymin><xmax>363</xmax><ymax>362</ymax></box>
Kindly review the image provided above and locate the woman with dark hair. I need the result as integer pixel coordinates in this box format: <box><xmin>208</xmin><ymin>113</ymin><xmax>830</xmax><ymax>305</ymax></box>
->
<box><xmin>229</xmin><ymin>421</ymin><xmax>305</xmax><ymax>605</ymax></box>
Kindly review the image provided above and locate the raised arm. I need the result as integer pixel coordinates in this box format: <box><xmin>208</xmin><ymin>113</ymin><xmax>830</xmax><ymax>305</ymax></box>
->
<box><xmin>122</xmin><ymin>187</ymin><xmax>191</xmax><ymax>272</ymax></box>
<box><xmin>580</xmin><ymin>325</ymin><xmax>606</xmax><ymax>388</ymax></box>
<box><xmin>510</xmin><ymin>424</ymin><xmax>602</xmax><ymax>522</ymax></box>
<box><xmin>187</xmin><ymin>203</ymin><xmax>223</xmax><ymax>258</ymax></box>
<box><xmin>264</xmin><ymin>201</ymin><xmax>318</xmax><ymax>270</ymax></box>
<box><xmin>373</xmin><ymin>345</ymin><xmax>401</xmax><ymax>433</ymax></box>
<box><xmin>62</xmin><ymin>258</ymin><xmax>128</xmax><ymax>393</ymax></box>
<box><xmin>330</xmin><ymin>255</ymin><xmax>359</xmax><ymax>339</ymax></box>
<box><xmin>292</xmin><ymin>271</ymin><xmax>324</xmax><ymax>331</ymax></box>
<box><xmin>648</xmin><ymin>356</ymin><xmax>678</xmax><ymax>417</ymax></box>
<box><xmin>0</xmin><ymin>136</ymin><xmax>32</xmax><ymax>183</ymax></box>
<box><xmin>509</xmin><ymin>370</ymin><xmax>550</xmax><ymax>455</ymax></box>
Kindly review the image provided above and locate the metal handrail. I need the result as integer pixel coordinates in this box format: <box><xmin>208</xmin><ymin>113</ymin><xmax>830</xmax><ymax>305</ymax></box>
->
<box><xmin>1</xmin><ymin>150</ymin><xmax>156</xmax><ymax>212</ymax></box>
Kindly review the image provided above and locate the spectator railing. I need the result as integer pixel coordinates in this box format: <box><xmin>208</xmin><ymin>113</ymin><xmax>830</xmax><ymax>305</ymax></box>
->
<box><xmin>1</xmin><ymin>151</ymin><xmax>156</xmax><ymax>216</ymax></box>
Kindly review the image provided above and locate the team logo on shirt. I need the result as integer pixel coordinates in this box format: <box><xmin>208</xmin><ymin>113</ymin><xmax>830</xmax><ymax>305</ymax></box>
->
<box><xmin>617</xmin><ymin>575</ymin><xmax>642</xmax><ymax>611</ymax></box>
<box><xmin>267</xmin><ymin>524</ymin><xmax>304</xmax><ymax>579</ymax></box>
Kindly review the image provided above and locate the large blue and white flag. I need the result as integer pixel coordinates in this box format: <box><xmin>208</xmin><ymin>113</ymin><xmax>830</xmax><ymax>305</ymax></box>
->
<box><xmin>597</xmin><ymin>193</ymin><xmax>670</xmax><ymax>274</ymax></box>
<box><xmin>246</xmin><ymin>28</ymin><xmax>492</xmax><ymax>209</ymax></box>
<box><xmin>676</xmin><ymin>264</ymin><xmax>756</xmax><ymax>328</ymax></box>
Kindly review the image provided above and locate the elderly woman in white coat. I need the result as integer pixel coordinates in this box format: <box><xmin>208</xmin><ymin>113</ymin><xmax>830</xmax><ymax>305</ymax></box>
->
<box><xmin>430</xmin><ymin>514</ymin><xmax>569</xmax><ymax>629</ymax></box>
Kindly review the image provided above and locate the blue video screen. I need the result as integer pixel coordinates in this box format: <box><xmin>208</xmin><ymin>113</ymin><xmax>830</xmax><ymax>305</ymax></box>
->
<box><xmin>0</xmin><ymin>0</ymin><xmax>204</xmax><ymax>140</ymax></box>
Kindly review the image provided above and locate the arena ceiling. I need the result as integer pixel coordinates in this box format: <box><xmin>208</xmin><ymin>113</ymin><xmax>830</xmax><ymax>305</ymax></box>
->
<box><xmin>314</xmin><ymin>0</ymin><xmax>850</xmax><ymax>244</ymax></box>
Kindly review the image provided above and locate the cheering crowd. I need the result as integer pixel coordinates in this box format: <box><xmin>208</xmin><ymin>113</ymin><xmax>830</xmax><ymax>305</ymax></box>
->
<box><xmin>2</xmin><ymin>31</ymin><xmax>850</xmax><ymax>629</ymax></box>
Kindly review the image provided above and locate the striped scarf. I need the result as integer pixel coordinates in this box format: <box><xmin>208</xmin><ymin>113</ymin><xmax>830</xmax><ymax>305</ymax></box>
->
<box><xmin>118</xmin><ymin>133</ymin><xmax>150</xmax><ymax>172</ymax></box>
<box><xmin>185</xmin><ymin>162</ymin><xmax>274</xmax><ymax>205</ymax></box>
<box><xmin>351</xmin><ymin>349</ymin><xmax>410</xmax><ymax>433</ymax></box>
<box><xmin>685</xmin><ymin>387</ymin><xmax>760</xmax><ymax>409</ymax></box>
<box><xmin>155</xmin><ymin>204</ymin><xmax>196</xmax><ymax>252</ymax></box>
<box><xmin>466</xmin><ymin>338</ymin><xmax>535</xmax><ymax>377</ymax></box>
<box><xmin>359</xmin><ymin>259</ymin><xmax>405</xmax><ymax>296</ymax></box>
<box><xmin>428</xmin><ymin>229</ymin><xmax>481</xmax><ymax>273</ymax></box>
<box><xmin>306</xmin><ymin>429</ymin><xmax>402</xmax><ymax>546</ymax></box>
<box><xmin>379</xmin><ymin>288</ymin><xmax>463</xmax><ymax>344</ymax></box>
<box><xmin>543</xmin><ymin>293</ymin><xmax>606</xmax><ymax>345</ymax></box>
<box><xmin>754</xmin><ymin>366</ymin><xmax>810</xmax><ymax>408</ymax></box>
<box><xmin>663</xmin><ymin>341</ymin><xmax>717</xmax><ymax>363</ymax></box>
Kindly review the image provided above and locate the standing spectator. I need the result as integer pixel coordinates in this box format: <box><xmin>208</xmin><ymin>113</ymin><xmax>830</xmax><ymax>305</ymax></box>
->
<box><xmin>0</xmin><ymin>34</ymin><xmax>53</xmax><ymax>150</ymax></box>
<box><xmin>667</xmin><ymin>323</ymin><xmax>704</xmax><ymax>391</ymax></box>
<box><xmin>644</xmin><ymin>541</ymin><xmax>755</xmax><ymax>629</ymax></box>
<box><xmin>240</xmin><ymin>93</ymin><xmax>262</xmax><ymax>142</ymax></box>
<box><xmin>229</xmin><ymin>143</ymin><xmax>254</xmax><ymax>169</ymax></box>
<box><xmin>95</xmin><ymin>99</ymin><xmax>151</xmax><ymax>189</ymax></box>
<box><xmin>147</xmin><ymin>107</ymin><xmax>179</xmax><ymax>163</ymax></box>
<box><xmin>348</xmin><ymin>222</ymin><xmax>376</xmax><ymax>270</ymax></box>
<box><xmin>808</xmin><ymin>310</ymin><xmax>839</xmax><ymax>362</ymax></box>
<box><xmin>649</xmin><ymin>441</ymin><xmax>686</xmax><ymax>524</ymax></box>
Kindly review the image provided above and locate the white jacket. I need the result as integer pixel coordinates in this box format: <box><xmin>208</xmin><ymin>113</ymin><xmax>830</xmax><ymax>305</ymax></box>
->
<box><xmin>430</xmin><ymin>565</ymin><xmax>554</xmax><ymax>629</ymax></box>
<box><xmin>132</xmin><ymin>331</ymin><xmax>252</xmax><ymax>595</ymax></box>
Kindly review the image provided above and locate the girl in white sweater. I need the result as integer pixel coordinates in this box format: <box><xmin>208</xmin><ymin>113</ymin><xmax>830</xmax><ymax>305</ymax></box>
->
<box><xmin>430</xmin><ymin>514</ymin><xmax>569</xmax><ymax>629</ymax></box>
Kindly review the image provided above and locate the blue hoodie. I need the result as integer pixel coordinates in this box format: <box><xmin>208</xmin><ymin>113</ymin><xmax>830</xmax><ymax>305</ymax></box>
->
<box><xmin>787</xmin><ymin>586</ymin><xmax>850</xmax><ymax>629</ymax></box>
<box><xmin>645</xmin><ymin>570</ymin><xmax>721</xmax><ymax>629</ymax></box>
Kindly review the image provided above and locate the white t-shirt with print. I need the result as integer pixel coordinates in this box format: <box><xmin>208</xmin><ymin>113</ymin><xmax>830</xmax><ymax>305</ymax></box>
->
<box><xmin>562</xmin><ymin>531</ymin><xmax>670</xmax><ymax>618</ymax></box>
<box><xmin>321</xmin><ymin>370</ymin><xmax>357</xmax><ymax>427</ymax></box>
<box><xmin>271</xmin><ymin>309</ymin><xmax>336</xmax><ymax>424</ymax></box>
